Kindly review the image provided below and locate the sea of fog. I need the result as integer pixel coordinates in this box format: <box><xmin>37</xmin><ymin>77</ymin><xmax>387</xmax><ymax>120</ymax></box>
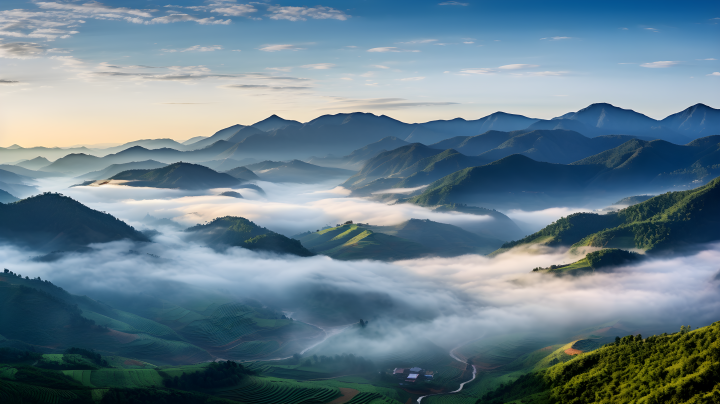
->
<box><xmin>2</xmin><ymin>177</ymin><xmax>719</xmax><ymax>351</ymax></box>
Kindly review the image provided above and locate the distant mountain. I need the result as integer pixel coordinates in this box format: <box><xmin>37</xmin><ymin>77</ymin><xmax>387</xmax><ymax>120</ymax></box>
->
<box><xmin>0</xmin><ymin>164</ymin><xmax>59</xmax><ymax>178</ymax></box>
<box><xmin>307</xmin><ymin>136</ymin><xmax>410</xmax><ymax>170</ymax></box>
<box><xmin>77</xmin><ymin>160</ymin><xmax>167</xmax><ymax>180</ymax></box>
<box><xmin>366</xmin><ymin>218</ymin><xmax>504</xmax><ymax>256</ymax></box>
<box><xmin>224</xmin><ymin>166</ymin><xmax>260</xmax><ymax>182</ymax></box>
<box><xmin>0</xmin><ymin>145</ymin><xmax>93</xmax><ymax>165</ymax></box>
<box><xmin>245</xmin><ymin>160</ymin><xmax>355</xmax><ymax>183</ymax></box>
<box><xmin>110</xmin><ymin>162</ymin><xmax>241</xmax><ymax>190</ymax></box>
<box><xmin>251</xmin><ymin>114</ymin><xmax>302</xmax><ymax>132</ymax></box>
<box><xmin>40</xmin><ymin>153</ymin><xmax>104</xmax><ymax>175</ymax></box>
<box><xmin>182</xmin><ymin>135</ymin><xmax>207</xmax><ymax>145</ymax></box>
<box><xmin>342</xmin><ymin>143</ymin><xmax>441</xmax><ymax>190</ymax></box>
<box><xmin>498</xmin><ymin>176</ymin><xmax>720</xmax><ymax>254</ymax></box>
<box><xmin>0</xmin><ymin>168</ymin><xmax>37</xmax><ymax>198</ymax></box>
<box><xmin>184</xmin><ymin>124</ymin><xmax>249</xmax><ymax>150</ymax></box>
<box><xmin>219</xmin><ymin>191</ymin><xmax>243</xmax><ymax>198</ymax></box>
<box><xmin>659</xmin><ymin>103</ymin><xmax>720</xmax><ymax>138</ymax></box>
<box><xmin>389</xmin><ymin>149</ymin><xmax>488</xmax><ymax>190</ymax></box>
<box><xmin>225</xmin><ymin>126</ymin><xmax>266</xmax><ymax>144</ymax></box>
<box><xmin>296</xmin><ymin>223</ymin><xmax>427</xmax><ymax>260</ymax></box>
<box><xmin>186</xmin><ymin>216</ymin><xmax>313</xmax><ymax>256</ymax></box>
<box><xmin>0</xmin><ymin>188</ymin><xmax>18</xmax><ymax>203</ymax></box>
<box><xmin>414</xmin><ymin>112</ymin><xmax>540</xmax><ymax>143</ymax></box>
<box><xmin>15</xmin><ymin>156</ymin><xmax>51</xmax><ymax>170</ymax></box>
<box><xmin>0</xmin><ymin>193</ymin><xmax>149</xmax><ymax>252</ymax></box>
<box><xmin>198</xmin><ymin>157</ymin><xmax>257</xmax><ymax>172</ymax></box>
<box><xmin>97</xmin><ymin>138</ymin><xmax>188</xmax><ymax>155</ymax></box>
<box><xmin>555</xmin><ymin>103</ymin><xmax>688</xmax><ymax>143</ymax></box>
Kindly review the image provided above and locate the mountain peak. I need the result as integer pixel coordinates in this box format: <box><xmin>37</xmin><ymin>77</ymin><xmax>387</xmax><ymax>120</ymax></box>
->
<box><xmin>251</xmin><ymin>114</ymin><xmax>302</xmax><ymax>132</ymax></box>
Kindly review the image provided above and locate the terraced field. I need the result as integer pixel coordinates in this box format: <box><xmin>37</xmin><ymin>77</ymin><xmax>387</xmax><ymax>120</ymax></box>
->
<box><xmin>216</xmin><ymin>376</ymin><xmax>341</xmax><ymax>404</ymax></box>
<box><xmin>0</xmin><ymin>379</ymin><xmax>83</xmax><ymax>404</ymax></box>
<box><xmin>345</xmin><ymin>392</ymin><xmax>402</xmax><ymax>404</ymax></box>
<box><xmin>62</xmin><ymin>368</ymin><xmax>164</xmax><ymax>389</ymax></box>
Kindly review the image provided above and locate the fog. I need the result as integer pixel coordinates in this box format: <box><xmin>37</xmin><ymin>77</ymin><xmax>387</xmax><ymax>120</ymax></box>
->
<box><xmin>6</xmin><ymin>176</ymin><xmax>718</xmax><ymax>357</ymax></box>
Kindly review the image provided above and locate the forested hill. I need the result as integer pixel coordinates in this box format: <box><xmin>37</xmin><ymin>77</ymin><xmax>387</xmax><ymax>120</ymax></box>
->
<box><xmin>497</xmin><ymin>176</ymin><xmax>720</xmax><ymax>253</ymax></box>
<box><xmin>0</xmin><ymin>193</ymin><xmax>149</xmax><ymax>252</ymax></box>
<box><xmin>111</xmin><ymin>162</ymin><xmax>241</xmax><ymax>190</ymax></box>
<box><xmin>477</xmin><ymin>321</ymin><xmax>720</xmax><ymax>404</ymax></box>
<box><xmin>186</xmin><ymin>216</ymin><xmax>314</xmax><ymax>257</ymax></box>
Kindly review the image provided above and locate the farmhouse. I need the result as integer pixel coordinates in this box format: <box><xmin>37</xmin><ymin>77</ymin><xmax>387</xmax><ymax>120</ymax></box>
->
<box><xmin>392</xmin><ymin>366</ymin><xmax>433</xmax><ymax>383</ymax></box>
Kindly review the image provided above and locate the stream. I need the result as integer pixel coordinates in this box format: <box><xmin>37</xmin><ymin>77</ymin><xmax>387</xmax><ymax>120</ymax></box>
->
<box><xmin>416</xmin><ymin>341</ymin><xmax>480</xmax><ymax>403</ymax></box>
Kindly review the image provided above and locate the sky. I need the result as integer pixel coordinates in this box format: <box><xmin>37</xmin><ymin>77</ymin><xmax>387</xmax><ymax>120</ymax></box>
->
<box><xmin>0</xmin><ymin>0</ymin><xmax>718</xmax><ymax>147</ymax></box>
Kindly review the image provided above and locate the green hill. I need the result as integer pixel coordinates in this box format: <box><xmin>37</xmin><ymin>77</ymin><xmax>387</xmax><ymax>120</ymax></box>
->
<box><xmin>476</xmin><ymin>321</ymin><xmax>720</xmax><ymax>404</ymax></box>
<box><xmin>498</xmin><ymin>176</ymin><xmax>720</xmax><ymax>254</ymax></box>
<box><xmin>0</xmin><ymin>193</ymin><xmax>149</xmax><ymax>252</ymax></box>
<box><xmin>342</xmin><ymin>143</ymin><xmax>442</xmax><ymax>189</ymax></box>
<box><xmin>110</xmin><ymin>162</ymin><xmax>241</xmax><ymax>190</ymax></box>
<box><xmin>186</xmin><ymin>216</ymin><xmax>314</xmax><ymax>257</ymax></box>
<box><xmin>296</xmin><ymin>223</ymin><xmax>428</xmax><ymax>261</ymax></box>
<box><xmin>223</xmin><ymin>166</ymin><xmax>260</xmax><ymax>181</ymax></box>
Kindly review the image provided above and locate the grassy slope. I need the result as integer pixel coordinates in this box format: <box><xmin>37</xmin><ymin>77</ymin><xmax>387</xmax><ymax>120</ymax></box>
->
<box><xmin>476</xmin><ymin>321</ymin><xmax>720</xmax><ymax>404</ymax></box>
<box><xmin>296</xmin><ymin>224</ymin><xmax>428</xmax><ymax>260</ymax></box>
<box><xmin>186</xmin><ymin>216</ymin><xmax>314</xmax><ymax>257</ymax></box>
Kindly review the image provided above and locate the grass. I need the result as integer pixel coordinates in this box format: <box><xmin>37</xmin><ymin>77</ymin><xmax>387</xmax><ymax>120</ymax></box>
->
<box><xmin>87</xmin><ymin>369</ymin><xmax>164</xmax><ymax>389</ymax></box>
<box><xmin>215</xmin><ymin>375</ymin><xmax>342</xmax><ymax>404</ymax></box>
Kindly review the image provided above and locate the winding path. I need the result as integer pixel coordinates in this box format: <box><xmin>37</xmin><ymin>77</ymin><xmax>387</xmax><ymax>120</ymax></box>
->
<box><xmin>416</xmin><ymin>341</ymin><xmax>480</xmax><ymax>403</ymax></box>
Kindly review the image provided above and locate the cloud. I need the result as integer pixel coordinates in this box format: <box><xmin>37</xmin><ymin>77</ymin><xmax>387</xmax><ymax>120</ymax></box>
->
<box><xmin>163</xmin><ymin>45</ymin><xmax>223</xmax><ymax>53</ymax></box>
<box><xmin>398</xmin><ymin>39</ymin><xmax>437</xmax><ymax>44</ymax></box>
<box><xmin>459</xmin><ymin>68</ymin><xmax>495</xmax><ymax>75</ymax></box>
<box><xmin>266</xmin><ymin>67</ymin><xmax>293</xmax><ymax>72</ymax></box>
<box><xmin>300</xmin><ymin>63</ymin><xmax>335</xmax><ymax>70</ymax></box>
<box><xmin>208</xmin><ymin>2</ymin><xmax>257</xmax><ymax>17</ymax></box>
<box><xmin>397</xmin><ymin>77</ymin><xmax>425</xmax><ymax>81</ymax></box>
<box><xmin>225</xmin><ymin>84</ymin><xmax>311</xmax><ymax>90</ymax></box>
<box><xmin>266</xmin><ymin>6</ymin><xmax>349</xmax><ymax>21</ymax></box>
<box><xmin>0</xmin><ymin>79</ymin><xmax>20</xmax><ymax>84</ymax></box>
<box><xmin>620</xmin><ymin>27</ymin><xmax>628</xmax><ymax>30</ymax></box>
<box><xmin>438</xmin><ymin>1</ymin><xmax>469</xmax><ymax>5</ymax></box>
<box><xmin>147</xmin><ymin>14</ymin><xmax>231</xmax><ymax>25</ymax></box>
<box><xmin>339</xmin><ymin>77</ymin><xmax>353</xmax><ymax>81</ymax></box>
<box><xmin>498</xmin><ymin>64</ymin><xmax>540</xmax><ymax>70</ymax></box>
<box><xmin>698</xmin><ymin>58</ymin><xmax>716</xmax><ymax>61</ymax></box>
<box><xmin>325</xmin><ymin>97</ymin><xmax>458</xmax><ymax>110</ymax></box>
<box><xmin>708</xmin><ymin>72</ymin><xmax>720</xmax><ymax>76</ymax></box>
<box><xmin>644</xmin><ymin>27</ymin><xmax>659</xmax><ymax>32</ymax></box>
<box><xmin>35</xmin><ymin>1</ymin><xmax>153</xmax><ymax>18</ymax></box>
<box><xmin>640</xmin><ymin>61</ymin><xmax>679</xmax><ymax>68</ymax></box>
<box><xmin>367</xmin><ymin>47</ymin><xmax>419</xmax><ymax>53</ymax></box>
<box><xmin>463</xmin><ymin>41</ymin><xmax>474</xmax><ymax>44</ymax></box>
<box><xmin>0</xmin><ymin>42</ymin><xmax>45</xmax><ymax>58</ymax></box>
<box><xmin>540</xmin><ymin>36</ymin><xmax>571</xmax><ymax>40</ymax></box>
<box><xmin>371</xmin><ymin>65</ymin><xmax>389</xmax><ymax>69</ymax></box>
<box><xmin>88</xmin><ymin>67</ymin><xmax>310</xmax><ymax>83</ymax></box>
<box><xmin>259</xmin><ymin>44</ymin><xmax>304</xmax><ymax>52</ymax></box>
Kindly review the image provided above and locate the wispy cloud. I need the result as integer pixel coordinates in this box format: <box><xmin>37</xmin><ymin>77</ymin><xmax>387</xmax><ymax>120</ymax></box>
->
<box><xmin>438</xmin><ymin>1</ymin><xmax>469</xmax><ymax>5</ymax></box>
<box><xmin>266</xmin><ymin>6</ymin><xmax>349</xmax><ymax>21</ymax></box>
<box><xmin>640</xmin><ymin>61</ymin><xmax>679</xmax><ymax>68</ymax></box>
<box><xmin>459</xmin><ymin>68</ymin><xmax>495</xmax><ymax>75</ymax></box>
<box><xmin>300</xmin><ymin>63</ymin><xmax>335</xmax><ymax>70</ymax></box>
<box><xmin>698</xmin><ymin>58</ymin><xmax>717</xmax><ymax>61</ymax></box>
<box><xmin>208</xmin><ymin>2</ymin><xmax>257</xmax><ymax>17</ymax></box>
<box><xmin>259</xmin><ymin>44</ymin><xmax>304</xmax><ymax>52</ymax></box>
<box><xmin>146</xmin><ymin>13</ymin><xmax>230</xmax><ymax>25</ymax></box>
<box><xmin>0</xmin><ymin>79</ymin><xmax>20</xmax><ymax>84</ymax></box>
<box><xmin>371</xmin><ymin>65</ymin><xmax>390</xmax><ymax>69</ymax></box>
<box><xmin>0</xmin><ymin>42</ymin><xmax>45</xmax><ymax>59</ymax></box>
<box><xmin>325</xmin><ymin>97</ymin><xmax>458</xmax><ymax>110</ymax></box>
<box><xmin>398</xmin><ymin>39</ymin><xmax>437</xmax><ymax>44</ymax></box>
<box><xmin>397</xmin><ymin>77</ymin><xmax>425</xmax><ymax>81</ymax></box>
<box><xmin>644</xmin><ymin>27</ymin><xmax>659</xmax><ymax>32</ymax></box>
<box><xmin>708</xmin><ymin>72</ymin><xmax>720</xmax><ymax>76</ymax></box>
<box><xmin>162</xmin><ymin>45</ymin><xmax>223</xmax><ymax>53</ymax></box>
<box><xmin>36</xmin><ymin>1</ymin><xmax>153</xmax><ymax>18</ymax></box>
<box><xmin>463</xmin><ymin>41</ymin><xmax>474</xmax><ymax>44</ymax></box>
<box><xmin>540</xmin><ymin>36</ymin><xmax>572</xmax><ymax>40</ymax></box>
<box><xmin>266</xmin><ymin>67</ymin><xmax>293</xmax><ymax>72</ymax></box>
<box><xmin>498</xmin><ymin>64</ymin><xmax>539</xmax><ymax>70</ymax></box>
<box><xmin>225</xmin><ymin>84</ymin><xmax>312</xmax><ymax>90</ymax></box>
<box><xmin>367</xmin><ymin>47</ymin><xmax>419</xmax><ymax>53</ymax></box>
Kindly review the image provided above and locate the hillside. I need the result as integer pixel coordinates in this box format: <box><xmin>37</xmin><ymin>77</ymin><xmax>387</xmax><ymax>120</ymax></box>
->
<box><xmin>660</xmin><ymin>103</ymin><xmax>720</xmax><ymax>138</ymax></box>
<box><xmin>342</xmin><ymin>143</ymin><xmax>444</xmax><ymax>189</ymax></box>
<box><xmin>186</xmin><ymin>216</ymin><xmax>314</xmax><ymax>256</ymax></box>
<box><xmin>296</xmin><ymin>223</ymin><xmax>428</xmax><ymax>261</ymax></box>
<box><xmin>0</xmin><ymin>188</ymin><xmax>18</xmax><ymax>203</ymax></box>
<box><xmin>244</xmin><ymin>160</ymin><xmax>355</xmax><ymax>183</ymax></box>
<box><xmin>224</xmin><ymin>166</ymin><xmax>260</xmax><ymax>181</ymax></box>
<box><xmin>498</xmin><ymin>176</ymin><xmax>720</xmax><ymax>253</ymax></box>
<box><xmin>77</xmin><ymin>160</ymin><xmax>167</xmax><ymax>180</ymax></box>
<box><xmin>0</xmin><ymin>193</ymin><xmax>149</xmax><ymax>252</ymax></box>
<box><xmin>110</xmin><ymin>162</ymin><xmax>241</xmax><ymax>190</ymax></box>
<box><xmin>14</xmin><ymin>156</ymin><xmax>51</xmax><ymax>170</ymax></box>
<box><xmin>477</xmin><ymin>321</ymin><xmax>720</xmax><ymax>404</ymax></box>
<box><xmin>307</xmin><ymin>136</ymin><xmax>410</xmax><ymax>169</ymax></box>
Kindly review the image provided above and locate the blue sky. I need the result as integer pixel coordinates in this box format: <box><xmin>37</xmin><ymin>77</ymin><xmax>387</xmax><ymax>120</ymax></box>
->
<box><xmin>0</xmin><ymin>0</ymin><xmax>718</xmax><ymax>146</ymax></box>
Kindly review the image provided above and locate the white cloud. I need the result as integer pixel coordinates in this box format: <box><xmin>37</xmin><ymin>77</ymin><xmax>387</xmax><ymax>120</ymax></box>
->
<box><xmin>360</xmin><ymin>71</ymin><xmax>374</xmax><ymax>78</ymax></box>
<box><xmin>340</xmin><ymin>77</ymin><xmax>353</xmax><ymax>81</ymax></box>
<box><xmin>371</xmin><ymin>65</ymin><xmax>389</xmax><ymax>69</ymax></box>
<box><xmin>209</xmin><ymin>3</ymin><xmax>257</xmax><ymax>17</ymax></box>
<box><xmin>266</xmin><ymin>6</ymin><xmax>349</xmax><ymax>21</ymax></box>
<box><xmin>367</xmin><ymin>47</ymin><xmax>419</xmax><ymax>53</ymax></box>
<box><xmin>398</xmin><ymin>76</ymin><xmax>425</xmax><ymax>81</ymax></box>
<box><xmin>300</xmin><ymin>63</ymin><xmax>335</xmax><ymax>70</ymax></box>
<box><xmin>259</xmin><ymin>44</ymin><xmax>303</xmax><ymax>52</ymax></box>
<box><xmin>459</xmin><ymin>68</ymin><xmax>495</xmax><ymax>75</ymax></box>
<box><xmin>438</xmin><ymin>1</ymin><xmax>469</xmax><ymax>5</ymax></box>
<box><xmin>0</xmin><ymin>42</ymin><xmax>45</xmax><ymax>58</ymax></box>
<box><xmin>640</xmin><ymin>61</ymin><xmax>679</xmax><ymax>68</ymax></box>
<box><xmin>398</xmin><ymin>39</ymin><xmax>437</xmax><ymax>44</ymax></box>
<box><xmin>645</xmin><ymin>27</ymin><xmax>659</xmax><ymax>32</ymax></box>
<box><xmin>163</xmin><ymin>45</ymin><xmax>223</xmax><ymax>53</ymax></box>
<box><xmin>364</xmin><ymin>82</ymin><xmax>379</xmax><ymax>86</ymax></box>
<box><xmin>620</xmin><ymin>27</ymin><xmax>628</xmax><ymax>30</ymax></box>
<box><xmin>540</xmin><ymin>36</ymin><xmax>572</xmax><ymax>40</ymax></box>
<box><xmin>708</xmin><ymin>72</ymin><xmax>720</xmax><ymax>76</ymax></box>
<box><xmin>498</xmin><ymin>64</ymin><xmax>539</xmax><ymax>70</ymax></box>
<box><xmin>35</xmin><ymin>1</ymin><xmax>154</xmax><ymax>18</ymax></box>
<box><xmin>463</xmin><ymin>41</ymin><xmax>474</xmax><ymax>44</ymax></box>
<box><xmin>147</xmin><ymin>14</ymin><xmax>231</xmax><ymax>25</ymax></box>
<box><xmin>266</xmin><ymin>67</ymin><xmax>293</xmax><ymax>72</ymax></box>
<box><xmin>698</xmin><ymin>58</ymin><xmax>716</xmax><ymax>61</ymax></box>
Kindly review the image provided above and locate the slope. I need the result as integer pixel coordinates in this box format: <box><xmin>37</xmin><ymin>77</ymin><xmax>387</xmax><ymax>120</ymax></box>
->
<box><xmin>186</xmin><ymin>216</ymin><xmax>314</xmax><ymax>256</ymax></box>
<box><xmin>0</xmin><ymin>193</ymin><xmax>149</xmax><ymax>252</ymax></box>
<box><xmin>224</xmin><ymin>166</ymin><xmax>260</xmax><ymax>181</ymax></box>
<box><xmin>77</xmin><ymin>160</ymin><xmax>167</xmax><ymax>180</ymax></box>
<box><xmin>14</xmin><ymin>156</ymin><xmax>51</xmax><ymax>170</ymax></box>
<box><xmin>246</xmin><ymin>160</ymin><xmax>355</xmax><ymax>183</ymax></box>
<box><xmin>110</xmin><ymin>162</ymin><xmax>241</xmax><ymax>190</ymax></box>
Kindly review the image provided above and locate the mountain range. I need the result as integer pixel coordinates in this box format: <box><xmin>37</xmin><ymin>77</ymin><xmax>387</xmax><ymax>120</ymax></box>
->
<box><xmin>109</xmin><ymin>162</ymin><xmax>242</xmax><ymax>190</ymax></box>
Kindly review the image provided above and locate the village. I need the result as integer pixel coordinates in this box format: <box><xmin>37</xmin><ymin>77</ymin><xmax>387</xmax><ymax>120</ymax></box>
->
<box><xmin>391</xmin><ymin>367</ymin><xmax>434</xmax><ymax>384</ymax></box>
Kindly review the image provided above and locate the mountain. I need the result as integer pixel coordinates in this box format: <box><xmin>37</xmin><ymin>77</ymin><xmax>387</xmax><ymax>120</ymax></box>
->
<box><xmin>342</xmin><ymin>143</ymin><xmax>441</xmax><ymax>190</ymax></box>
<box><xmin>307</xmin><ymin>136</ymin><xmax>410</xmax><ymax>170</ymax></box>
<box><xmin>555</xmin><ymin>102</ymin><xmax>687</xmax><ymax>143</ymax></box>
<box><xmin>389</xmin><ymin>149</ymin><xmax>488</xmax><ymax>190</ymax></box>
<box><xmin>184</xmin><ymin>124</ymin><xmax>249</xmax><ymax>150</ymax></box>
<box><xmin>0</xmin><ymin>168</ymin><xmax>37</xmax><ymax>198</ymax></box>
<box><xmin>96</xmin><ymin>138</ymin><xmax>188</xmax><ymax>155</ymax></box>
<box><xmin>14</xmin><ymin>156</ymin><xmax>51</xmax><ymax>170</ymax></box>
<box><xmin>479</xmin><ymin>322</ymin><xmax>720</xmax><ymax>404</ymax></box>
<box><xmin>660</xmin><ymin>103</ymin><xmax>720</xmax><ymax>138</ymax></box>
<box><xmin>245</xmin><ymin>160</ymin><xmax>355</xmax><ymax>183</ymax></box>
<box><xmin>225</xmin><ymin>126</ymin><xmax>266</xmax><ymax>144</ymax></box>
<box><xmin>0</xmin><ymin>188</ymin><xmax>18</xmax><ymax>203</ymax></box>
<box><xmin>186</xmin><ymin>216</ymin><xmax>313</xmax><ymax>256</ymax></box>
<box><xmin>0</xmin><ymin>145</ymin><xmax>93</xmax><ymax>165</ymax></box>
<box><xmin>0</xmin><ymin>164</ymin><xmax>59</xmax><ymax>178</ymax></box>
<box><xmin>251</xmin><ymin>114</ymin><xmax>302</xmax><ymax>132</ymax></box>
<box><xmin>110</xmin><ymin>162</ymin><xmax>242</xmax><ymax>190</ymax></box>
<box><xmin>416</xmin><ymin>112</ymin><xmax>540</xmax><ymax>141</ymax></box>
<box><xmin>0</xmin><ymin>193</ymin><xmax>149</xmax><ymax>252</ymax></box>
<box><xmin>77</xmin><ymin>160</ymin><xmax>167</xmax><ymax>180</ymax></box>
<box><xmin>499</xmin><ymin>176</ymin><xmax>720</xmax><ymax>253</ymax></box>
<box><xmin>366</xmin><ymin>218</ymin><xmax>504</xmax><ymax>256</ymax></box>
<box><xmin>182</xmin><ymin>135</ymin><xmax>207</xmax><ymax>145</ymax></box>
<box><xmin>39</xmin><ymin>153</ymin><xmax>104</xmax><ymax>175</ymax></box>
<box><xmin>198</xmin><ymin>157</ymin><xmax>257</xmax><ymax>172</ymax></box>
<box><xmin>224</xmin><ymin>166</ymin><xmax>260</xmax><ymax>181</ymax></box>
<box><xmin>295</xmin><ymin>223</ymin><xmax>428</xmax><ymax>260</ymax></box>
